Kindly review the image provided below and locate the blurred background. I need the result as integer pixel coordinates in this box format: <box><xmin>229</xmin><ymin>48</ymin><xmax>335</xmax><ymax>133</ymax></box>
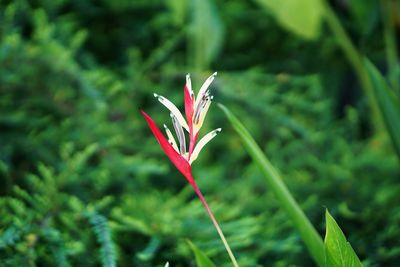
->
<box><xmin>1</xmin><ymin>0</ymin><xmax>400</xmax><ymax>266</ymax></box>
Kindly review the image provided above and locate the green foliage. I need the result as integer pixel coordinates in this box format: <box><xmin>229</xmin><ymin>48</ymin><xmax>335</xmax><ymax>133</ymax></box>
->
<box><xmin>87</xmin><ymin>213</ymin><xmax>117</xmax><ymax>267</ymax></box>
<box><xmin>325</xmin><ymin>210</ymin><xmax>363</xmax><ymax>267</ymax></box>
<box><xmin>256</xmin><ymin>0</ymin><xmax>324</xmax><ymax>40</ymax></box>
<box><xmin>188</xmin><ymin>0</ymin><xmax>224</xmax><ymax>70</ymax></box>
<box><xmin>1</xmin><ymin>0</ymin><xmax>399</xmax><ymax>266</ymax></box>
<box><xmin>188</xmin><ymin>240</ymin><xmax>217</xmax><ymax>267</ymax></box>
<box><xmin>219</xmin><ymin>104</ymin><xmax>325</xmax><ymax>267</ymax></box>
<box><xmin>0</xmin><ymin>147</ymin><xmax>118</xmax><ymax>266</ymax></box>
<box><xmin>365</xmin><ymin>59</ymin><xmax>400</xmax><ymax>160</ymax></box>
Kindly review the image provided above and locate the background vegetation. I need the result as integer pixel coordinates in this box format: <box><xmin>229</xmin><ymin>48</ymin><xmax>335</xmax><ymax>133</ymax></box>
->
<box><xmin>1</xmin><ymin>0</ymin><xmax>399</xmax><ymax>266</ymax></box>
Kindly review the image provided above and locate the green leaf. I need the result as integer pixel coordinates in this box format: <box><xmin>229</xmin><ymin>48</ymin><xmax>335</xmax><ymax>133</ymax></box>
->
<box><xmin>187</xmin><ymin>240</ymin><xmax>216</xmax><ymax>267</ymax></box>
<box><xmin>219</xmin><ymin>104</ymin><xmax>325</xmax><ymax>267</ymax></box>
<box><xmin>189</xmin><ymin>0</ymin><xmax>224</xmax><ymax>70</ymax></box>
<box><xmin>364</xmin><ymin>59</ymin><xmax>400</xmax><ymax>160</ymax></box>
<box><xmin>256</xmin><ymin>0</ymin><xmax>324</xmax><ymax>40</ymax></box>
<box><xmin>166</xmin><ymin>0</ymin><xmax>188</xmax><ymax>26</ymax></box>
<box><xmin>325</xmin><ymin>210</ymin><xmax>363</xmax><ymax>267</ymax></box>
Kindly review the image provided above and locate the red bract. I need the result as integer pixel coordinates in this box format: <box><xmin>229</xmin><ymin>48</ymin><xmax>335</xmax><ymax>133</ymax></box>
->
<box><xmin>140</xmin><ymin>110</ymin><xmax>195</xmax><ymax>186</ymax></box>
<box><xmin>184</xmin><ymin>84</ymin><xmax>194</xmax><ymax>126</ymax></box>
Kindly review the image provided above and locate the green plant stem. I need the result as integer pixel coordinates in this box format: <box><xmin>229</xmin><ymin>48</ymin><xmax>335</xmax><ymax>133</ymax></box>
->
<box><xmin>219</xmin><ymin>104</ymin><xmax>325</xmax><ymax>267</ymax></box>
<box><xmin>194</xmin><ymin>186</ymin><xmax>239</xmax><ymax>267</ymax></box>
<box><xmin>322</xmin><ymin>0</ymin><xmax>384</xmax><ymax>133</ymax></box>
<box><xmin>381</xmin><ymin>0</ymin><xmax>400</xmax><ymax>94</ymax></box>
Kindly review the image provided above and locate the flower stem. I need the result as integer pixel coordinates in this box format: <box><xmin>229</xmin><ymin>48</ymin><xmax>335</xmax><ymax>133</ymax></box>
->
<box><xmin>193</xmin><ymin>186</ymin><xmax>239</xmax><ymax>267</ymax></box>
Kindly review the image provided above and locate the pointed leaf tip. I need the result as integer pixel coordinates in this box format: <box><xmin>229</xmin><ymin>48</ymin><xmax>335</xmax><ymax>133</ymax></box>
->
<box><xmin>187</xmin><ymin>240</ymin><xmax>216</xmax><ymax>267</ymax></box>
<box><xmin>325</xmin><ymin>210</ymin><xmax>363</xmax><ymax>267</ymax></box>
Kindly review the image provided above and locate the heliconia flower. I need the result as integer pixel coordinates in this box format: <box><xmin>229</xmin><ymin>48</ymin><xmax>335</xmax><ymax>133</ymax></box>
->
<box><xmin>141</xmin><ymin>72</ymin><xmax>239</xmax><ymax>267</ymax></box>
<box><xmin>142</xmin><ymin>72</ymin><xmax>221</xmax><ymax>183</ymax></box>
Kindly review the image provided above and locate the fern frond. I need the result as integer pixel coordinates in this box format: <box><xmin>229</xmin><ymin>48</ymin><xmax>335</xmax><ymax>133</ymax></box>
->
<box><xmin>0</xmin><ymin>225</ymin><xmax>29</xmax><ymax>249</ymax></box>
<box><xmin>88</xmin><ymin>213</ymin><xmax>117</xmax><ymax>267</ymax></box>
<box><xmin>7</xmin><ymin>198</ymin><xmax>27</xmax><ymax>217</ymax></box>
<box><xmin>41</xmin><ymin>228</ymin><xmax>72</xmax><ymax>267</ymax></box>
<box><xmin>12</xmin><ymin>186</ymin><xmax>32</xmax><ymax>204</ymax></box>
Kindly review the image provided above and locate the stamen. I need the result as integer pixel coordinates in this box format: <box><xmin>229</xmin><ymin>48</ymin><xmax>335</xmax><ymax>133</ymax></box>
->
<box><xmin>153</xmin><ymin>93</ymin><xmax>189</xmax><ymax>132</ymax></box>
<box><xmin>193</xmin><ymin>95</ymin><xmax>211</xmax><ymax>125</ymax></box>
<box><xmin>186</xmin><ymin>74</ymin><xmax>194</xmax><ymax>98</ymax></box>
<box><xmin>196</xmin><ymin>98</ymin><xmax>212</xmax><ymax>127</ymax></box>
<box><xmin>171</xmin><ymin>113</ymin><xmax>186</xmax><ymax>155</ymax></box>
<box><xmin>194</xmin><ymin>72</ymin><xmax>217</xmax><ymax>112</ymax></box>
<box><xmin>189</xmin><ymin>128</ymin><xmax>222</xmax><ymax>164</ymax></box>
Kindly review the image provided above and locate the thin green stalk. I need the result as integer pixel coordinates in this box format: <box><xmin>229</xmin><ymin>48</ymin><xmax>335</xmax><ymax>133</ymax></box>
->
<box><xmin>219</xmin><ymin>104</ymin><xmax>325</xmax><ymax>267</ymax></box>
<box><xmin>381</xmin><ymin>0</ymin><xmax>400</xmax><ymax>94</ymax></box>
<box><xmin>322</xmin><ymin>0</ymin><xmax>384</xmax><ymax>133</ymax></box>
<box><xmin>194</xmin><ymin>186</ymin><xmax>239</xmax><ymax>267</ymax></box>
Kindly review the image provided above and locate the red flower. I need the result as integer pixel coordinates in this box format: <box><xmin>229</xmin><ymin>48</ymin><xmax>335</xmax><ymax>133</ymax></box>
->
<box><xmin>141</xmin><ymin>73</ymin><xmax>221</xmax><ymax>186</ymax></box>
<box><xmin>140</xmin><ymin>73</ymin><xmax>239</xmax><ymax>266</ymax></box>
<box><xmin>140</xmin><ymin>110</ymin><xmax>194</xmax><ymax>185</ymax></box>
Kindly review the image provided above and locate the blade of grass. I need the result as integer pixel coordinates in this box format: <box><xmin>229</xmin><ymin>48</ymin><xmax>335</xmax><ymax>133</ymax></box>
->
<box><xmin>364</xmin><ymin>59</ymin><xmax>400</xmax><ymax>160</ymax></box>
<box><xmin>381</xmin><ymin>0</ymin><xmax>400</xmax><ymax>94</ymax></box>
<box><xmin>218</xmin><ymin>104</ymin><xmax>325</xmax><ymax>267</ymax></box>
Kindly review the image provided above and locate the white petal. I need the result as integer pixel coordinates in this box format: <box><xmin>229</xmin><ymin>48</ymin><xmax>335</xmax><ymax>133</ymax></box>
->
<box><xmin>186</xmin><ymin>74</ymin><xmax>194</xmax><ymax>97</ymax></box>
<box><xmin>165</xmin><ymin>262</ymin><xmax>169</xmax><ymax>267</ymax></box>
<box><xmin>194</xmin><ymin>72</ymin><xmax>217</xmax><ymax>111</ymax></box>
<box><xmin>153</xmin><ymin>93</ymin><xmax>189</xmax><ymax>132</ymax></box>
<box><xmin>189</xmin><ymin>128</ymin><xmax>221</xmax><ymax>164</ymax></box>
<box><xmin>163</xmin><ymin>124</ymin><xmax>179</xmax><ymax>152</ymax></box>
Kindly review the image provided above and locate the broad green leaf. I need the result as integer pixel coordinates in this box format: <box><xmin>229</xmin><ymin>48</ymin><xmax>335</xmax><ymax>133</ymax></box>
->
<box><xmin>219</xmin><ymin>104</ymin><xmax>325</xmax><ymax>267</ymax></box>
<box><xmin>166</xmin><ymin>0</ymin><xmax>188</xmax><ymax>26</ymax></box>
<box><xmin>187</xmin><ymin>240</ymin><xmax>216</xmax><ymax>267</ymax></box>
<box><xmin>189</xmin><ymin>0</ymin><xmax>224</xmax><ymax>70</ymax></box>
<box><xmin>365</xmin><ymin>59</ymin><xmax>400</xmax><ymax>160</ymax></box>
<box><xmin>325</xmin><ymin>211</ymin><xmax>363</xmax><ymax>267</ymax></box>
<box><xmin>256</xmin><ymin>0</ymin><xmax>324</xmax><ymax>40</ymax></box>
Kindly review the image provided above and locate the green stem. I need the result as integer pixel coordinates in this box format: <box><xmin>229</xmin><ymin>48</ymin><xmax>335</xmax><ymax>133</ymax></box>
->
<box><xmin>381</xmin><ymin>0</ymin><xmax>400</xmax><ymax>94</ymax></box>
<box><xmin>194</xmin><ymin>186</ymin><xmax>239</xmax><ymax>267</ymax></box>
<box><xmin>322</xmin><ymin>0</ymin><xmax>384</xmax><ymax>133</ymax></box>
